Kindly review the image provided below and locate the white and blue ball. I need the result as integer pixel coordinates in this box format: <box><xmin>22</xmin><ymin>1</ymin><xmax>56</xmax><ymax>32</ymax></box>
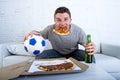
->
<box><xmin>24</xmin><ymin>34</ymin><xmax>46</xmax><ymax>56</ymax></box>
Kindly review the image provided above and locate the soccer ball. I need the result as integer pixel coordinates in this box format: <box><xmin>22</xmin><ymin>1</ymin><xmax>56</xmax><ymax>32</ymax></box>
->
<box><xmin>24</xmin><ymin>34</ymin><xmax>46</xmax><ymax>56</ymax></box>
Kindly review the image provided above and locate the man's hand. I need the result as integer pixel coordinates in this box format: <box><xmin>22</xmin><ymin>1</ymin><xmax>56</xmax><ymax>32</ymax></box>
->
<box><xmin>24</xmin><ymin>30</ymin><xmax>41</xmax><ymax>41</ymax></box>
<box><xmin>84</xmin><ymin>42</ymin><xmax>96</xmax><ymax>55</ymax></box>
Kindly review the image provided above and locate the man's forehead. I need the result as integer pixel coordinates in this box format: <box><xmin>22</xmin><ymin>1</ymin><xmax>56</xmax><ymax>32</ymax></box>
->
<box><xmin>55</xmin><ymin>13</ymin><xmax>70</xmax><ymax>19</ymax></box>
<box><xmin>55</xmin><ymin>17</ymin><xmax>68</xmax><ymax>19</ymax></box>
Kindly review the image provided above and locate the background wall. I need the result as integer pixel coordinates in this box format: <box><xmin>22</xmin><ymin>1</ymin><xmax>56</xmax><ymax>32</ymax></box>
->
<box><xmin>0</xmin><ymin>0</ymin><xmax>120</xmax><ymax>47</ymax></box>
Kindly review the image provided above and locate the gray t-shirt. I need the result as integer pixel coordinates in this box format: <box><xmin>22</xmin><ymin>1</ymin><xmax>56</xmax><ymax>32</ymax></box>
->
<box><xmin>40</xmin><ymin>24</ymin><xmax>86</xmax><ymax>54</ymax></box>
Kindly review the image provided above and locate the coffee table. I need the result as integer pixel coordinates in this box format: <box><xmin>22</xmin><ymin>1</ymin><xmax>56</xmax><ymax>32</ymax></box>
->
<box><xmin>11</xmin><ymin>63</ymin><xmax>116</xmax><ymax>80</ymax></box>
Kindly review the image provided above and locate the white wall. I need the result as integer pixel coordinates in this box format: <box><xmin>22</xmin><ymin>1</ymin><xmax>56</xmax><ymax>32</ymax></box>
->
<box><xmin>0</xmin><ymin>0</ymin><xmax>120</xmax><ymax>46</ymax></box>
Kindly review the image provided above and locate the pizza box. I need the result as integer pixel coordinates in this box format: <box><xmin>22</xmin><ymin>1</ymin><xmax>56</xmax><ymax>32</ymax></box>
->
<box><xmin>0</xmin><ymin>57</ymin><xmax>88</xmax><ymax>79</ymax></box>
<box><xmin>21</xmin><ymin>57</ymin><xmax>89</xmax><ymax>75</ymax></box>
<box><xmin>0</xmin><ymin>61</ymin><xmax>28</xmax><ymax>80</ymax></box>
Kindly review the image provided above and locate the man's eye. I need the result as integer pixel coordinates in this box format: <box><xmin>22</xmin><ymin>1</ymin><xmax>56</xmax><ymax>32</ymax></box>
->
<box><xmin>65</xmin><ymin>18</ymin><xmax>68</xmax><ymax>21</ymax></box>
<box><xmin>56</xmin><ymin>19</ymin><xmax>61</xmax><ymax>22</ymax></box>
<box><xmin>57</xmin><ymin>19</ymin><xmax>61</xmax><ymax>22</ymax></box>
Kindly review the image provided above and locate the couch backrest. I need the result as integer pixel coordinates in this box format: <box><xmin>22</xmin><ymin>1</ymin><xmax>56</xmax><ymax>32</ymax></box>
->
<box><xmin>101</xmin><ymin>43</ymin><xmax>120</xmax><ymax>59</ymax></box>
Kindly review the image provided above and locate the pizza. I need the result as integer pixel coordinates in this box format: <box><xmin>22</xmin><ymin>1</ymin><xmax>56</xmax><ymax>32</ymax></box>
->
<box><xmin>53</xmin><ymin>26</ymin><xmax>69</xmax><ymax>35</ymax></box>
<box><xmin>38</xmin><ymin>62</ymin><xmax>74</xmax><ymax>71</ymax></box>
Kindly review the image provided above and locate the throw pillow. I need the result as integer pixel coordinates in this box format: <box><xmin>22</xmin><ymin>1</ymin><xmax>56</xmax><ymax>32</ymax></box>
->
<box><xmin>7</xmin><ymin>44</ymin><xmax>35</xmax><ymax>56</ymax></box>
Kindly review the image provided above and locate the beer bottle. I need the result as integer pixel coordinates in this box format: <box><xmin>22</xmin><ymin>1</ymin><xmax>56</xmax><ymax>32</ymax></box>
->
<box><xmin>84</xmin><ymin>34</ymin><xmax>93</xmax><ymax>63</ymax></box>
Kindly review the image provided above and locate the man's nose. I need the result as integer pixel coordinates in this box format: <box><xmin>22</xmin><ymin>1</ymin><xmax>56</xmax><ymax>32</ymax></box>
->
<box><xmin>60</xmin><ymin>21</ymin><xmax>66</xmax><ymax>27</ymax></box>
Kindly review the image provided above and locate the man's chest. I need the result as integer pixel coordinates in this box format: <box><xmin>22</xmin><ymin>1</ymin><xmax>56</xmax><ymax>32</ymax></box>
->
<box><xmin>48</xmin><ymin>34</ymin><xmax>79</xmax><ymax>46</ymax></box>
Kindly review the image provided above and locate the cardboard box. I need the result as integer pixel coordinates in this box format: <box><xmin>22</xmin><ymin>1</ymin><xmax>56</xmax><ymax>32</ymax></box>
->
<box><xmin>0</xmin><ymin>58</ymin><xmax>88</xmax><ymax>80</ymax></box>
<box><xmin>0</xmin><ymin>61</ymin><xmax>28</xmax><ymax>80</ymax></box>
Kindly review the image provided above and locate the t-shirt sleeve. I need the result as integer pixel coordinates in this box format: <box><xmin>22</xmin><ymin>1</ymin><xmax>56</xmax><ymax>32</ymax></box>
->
<box><xmin>40</xmin><ymin>26</ymin><xmax>50</xmax><ymax>39</ymax></box>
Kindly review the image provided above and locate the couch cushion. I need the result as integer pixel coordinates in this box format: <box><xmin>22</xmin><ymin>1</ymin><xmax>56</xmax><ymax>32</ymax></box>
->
<box><xmin>110</xmin><ymin>72</ymin><xmax>120</xmax><ymax>80</ymax></box>
<box><xmin>6</xmin><ymin>40</ymin><xmax>52</xmax><ymax>57</ymax></box>
<box><xmin>3</xmin><ymin>55</ymin><xmax>35</xmax><ymax>67</ymax></box>
<box><xmin>95</xmin><ymin>53</ymin><xmax>120</xmax><ymax>73</ymax></box>
<box><xmin>7</xmin><ymin>44</ymin><xmax>34</xmax><ymax>56</ymax></box>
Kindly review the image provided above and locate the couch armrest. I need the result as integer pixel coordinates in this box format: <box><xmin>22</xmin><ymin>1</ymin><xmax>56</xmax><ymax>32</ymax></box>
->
<box><xmin>101</xmin><ymin>43</ymin><xmax>120</xmax><ymax>59</ymax></box>
<box><xmin>0</xmin><ymin>43</ymin><xmax>11</xmax><ymax>67</ymax></box>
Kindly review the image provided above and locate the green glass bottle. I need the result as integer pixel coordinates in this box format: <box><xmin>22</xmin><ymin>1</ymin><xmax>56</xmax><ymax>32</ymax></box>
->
<box><xmin>84</xmin><ymin>34</ymin><xmax>93</xmax><ymax>63</ymax></box>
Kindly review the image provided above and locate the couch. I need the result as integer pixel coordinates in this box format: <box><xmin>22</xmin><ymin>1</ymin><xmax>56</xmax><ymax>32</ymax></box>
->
<box><xmin>0</xmin><ymin>41</ymin><xmax>120</xmax><ymax>80</ymax></box>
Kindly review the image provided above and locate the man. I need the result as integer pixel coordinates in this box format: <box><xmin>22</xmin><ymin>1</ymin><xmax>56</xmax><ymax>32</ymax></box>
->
<box><xmin>24</xmin><ymin>6</ymin><xmax>96</xmax><ymax>61</ymax></box>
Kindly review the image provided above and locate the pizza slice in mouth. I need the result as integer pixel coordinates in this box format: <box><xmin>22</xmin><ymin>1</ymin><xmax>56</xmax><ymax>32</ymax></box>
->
<box><xmin>53</xmin><ymin>26</ymin><xmax>70</xmax><ymax>35</ymax></box>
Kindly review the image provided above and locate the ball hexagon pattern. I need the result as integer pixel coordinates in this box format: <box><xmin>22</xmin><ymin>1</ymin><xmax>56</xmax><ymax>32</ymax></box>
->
<box><xmin>24</xmin><ymin>34</ymin><xmax>46</xmax><ymax>56</ymax></box>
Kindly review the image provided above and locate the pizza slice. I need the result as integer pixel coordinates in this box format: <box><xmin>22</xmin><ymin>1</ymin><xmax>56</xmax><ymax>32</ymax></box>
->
<box><xmin>38</xmin><ymin>62</ymin><xmax>74</xmax><ymax>71</ymax></box>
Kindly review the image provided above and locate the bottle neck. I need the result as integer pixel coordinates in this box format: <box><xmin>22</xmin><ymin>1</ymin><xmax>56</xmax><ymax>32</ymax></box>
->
<box><xmin>87</xmin><ymin>35</ymin><xmax>91</xmax><ymax>43</ymax></box>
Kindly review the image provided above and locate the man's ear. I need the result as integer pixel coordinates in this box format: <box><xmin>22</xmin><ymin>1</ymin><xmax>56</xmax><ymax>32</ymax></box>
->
<box><xmin>70</xmin><ymin>18</ymin><xmax>72</xmax><ymax>22</ymax></box>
